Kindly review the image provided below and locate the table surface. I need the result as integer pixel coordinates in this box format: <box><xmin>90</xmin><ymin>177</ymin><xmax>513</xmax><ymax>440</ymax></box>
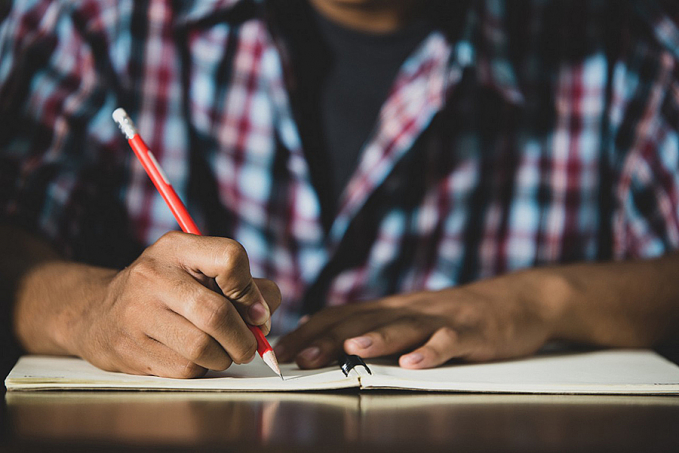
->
<box><xmin>2</xmin><ymin>388</ymin><xmax>679</xmax><ymax>453</ymax></box>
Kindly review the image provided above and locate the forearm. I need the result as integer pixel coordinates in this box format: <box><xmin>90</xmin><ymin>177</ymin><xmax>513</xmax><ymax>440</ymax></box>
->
<box><xmin>528</xmin><ymin>253</ymin><xmax>679</xmax><ymax>348</ymax></box>
<box><xmin>278</xmin><ymin>251</ymin><xmax>679</xmax><ymax>369</ymax></box>
<box><xmin>15</xmin><ymin>261</ymin><xmax>115</xmax><ymax>356</ymax></box>
<box><xmin>0</xmin><ymin>224</ymin><xmax>115</xmax><ymax>356</ymax></box>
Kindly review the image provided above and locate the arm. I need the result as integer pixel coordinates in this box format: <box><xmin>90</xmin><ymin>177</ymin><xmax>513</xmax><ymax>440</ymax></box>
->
<box><xmin>547</xmin><ymin>253</ymin><xmax>679</xmax><ymax>348</ymax></box>
<box><xmin>0</xmin><ymin>224</ymin><xmax>281</xmax><ymax>377</ymax></box>
<box><xmin>275</xmin><ymin>253</ymin><xmax>679</xmax><ymax>369</ymax></box>
<box><xmin>277</xmin><ymin>0</ymin><xmax>679</xmax><ymax>369</ymax></box>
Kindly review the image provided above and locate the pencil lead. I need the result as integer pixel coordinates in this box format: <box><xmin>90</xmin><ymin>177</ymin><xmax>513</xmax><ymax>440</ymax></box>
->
<box><xmin>262</xmin><ymin>350</ymin><xmax>283</xmax><ymax>380</ymax></box>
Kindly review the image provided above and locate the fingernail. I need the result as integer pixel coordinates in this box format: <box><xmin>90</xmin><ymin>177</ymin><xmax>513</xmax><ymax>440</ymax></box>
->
<box><xmin>298</xmin><ymin>346</ymin><xmax>321</xmax><ymax>362</ymax></box>
<box><xmin>348</xmin><ymin>336</ymin><xmax>372</xmax><ymax>349</ymax></box>
<box><xmin>297</xmin><ymin>315</ymin><xmax>310</xmax><ymax>326</ymax></box>
<box><xmin>248</xmin><ymin>302</ymin><xmax>268</xmax><ymax>324</ymax></box>
<box><xmin>401</xmin><ymin>352</ymin><xmax>424</xmax><ymax>366</ymax></box>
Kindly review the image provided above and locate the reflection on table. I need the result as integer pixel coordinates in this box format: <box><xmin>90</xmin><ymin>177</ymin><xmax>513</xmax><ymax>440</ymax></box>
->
<box><xmin>4</xmin><ymin>391</ymin><xmax>679</xmax><ymax>452</ymax></box>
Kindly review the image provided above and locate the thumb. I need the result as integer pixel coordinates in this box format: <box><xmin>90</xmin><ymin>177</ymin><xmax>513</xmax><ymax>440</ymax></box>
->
<box><xmin>172</xmin><ymin>234</ymin><xmax>270</xmax><ymax>327</ymax></box>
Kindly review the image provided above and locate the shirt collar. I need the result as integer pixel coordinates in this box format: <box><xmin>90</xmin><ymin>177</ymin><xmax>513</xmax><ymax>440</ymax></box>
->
<box><xmin>633</xmin><ymin>0</ymin><xmax>679</xmax><ymax>62</ymax></box>
<box><xmin>174</xmin><ymin>0</ymin><xmax>258</xmax><ymax>27</ymax></box>
<box><xmin>174</xmin><ymin>0</ymin><xmax>524</xmax><ymax>105</ymax></box>
<box><xmin>452</xmin><ymin>1</ymin><xmax>524</xmax><ymax>105</ymax></box>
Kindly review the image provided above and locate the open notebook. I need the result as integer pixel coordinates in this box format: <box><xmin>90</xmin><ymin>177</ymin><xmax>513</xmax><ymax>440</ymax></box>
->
<box><xmin>6</xmin><ymin>349</ymin><xmax>679</xmax><ymax>394</ymax></box>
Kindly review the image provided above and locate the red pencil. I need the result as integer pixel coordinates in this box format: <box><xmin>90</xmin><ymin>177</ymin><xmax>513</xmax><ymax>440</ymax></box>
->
<box><xmin>112</xmin><ymin>108</ymin><xmax>282</xmax><ymax>379</ymax></box>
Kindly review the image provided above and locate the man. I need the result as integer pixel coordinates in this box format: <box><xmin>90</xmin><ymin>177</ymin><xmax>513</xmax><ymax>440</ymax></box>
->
<box><xmin>1</xmin><ymin>0</ymin><xmax>678</xmax><ymax>378</ymax></box>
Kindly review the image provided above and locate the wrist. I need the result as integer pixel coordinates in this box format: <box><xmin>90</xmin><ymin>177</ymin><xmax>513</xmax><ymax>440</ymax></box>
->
<box><xmin>511</xmin><ymin>266</ymin><xmax>576</xmax><ymax>342</ymax></box>
<box><xmin>14</xmin><ymin>261</ymin><xmax>116</xmax><ymax>356</ymax></box>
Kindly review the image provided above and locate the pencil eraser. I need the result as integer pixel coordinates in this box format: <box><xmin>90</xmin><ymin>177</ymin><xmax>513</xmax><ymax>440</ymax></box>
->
<box><xmin>112</xmin><ymin>108</ymin><xmax>129</xmax><ymax>125</ymax></box>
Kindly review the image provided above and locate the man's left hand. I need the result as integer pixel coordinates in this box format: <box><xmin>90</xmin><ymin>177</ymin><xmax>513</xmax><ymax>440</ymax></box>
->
<box><xmin>274</xmin><ymin>271</ymin><xmax>565</xmax><ymax>369</ymax></box>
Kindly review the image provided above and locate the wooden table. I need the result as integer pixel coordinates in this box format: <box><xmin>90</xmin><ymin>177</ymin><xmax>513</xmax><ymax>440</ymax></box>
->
<box><xmin>2</xmin><ymin>389</ymin><xmax>679</xmax><ymax>452</ymax></box>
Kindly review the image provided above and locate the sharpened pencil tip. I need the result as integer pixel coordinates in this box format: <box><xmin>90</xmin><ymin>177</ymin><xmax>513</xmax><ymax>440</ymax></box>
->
<box><xmin>262</xmin><ymin>350</ymin><xmax>283</xmax><ymax>379</ymax></box>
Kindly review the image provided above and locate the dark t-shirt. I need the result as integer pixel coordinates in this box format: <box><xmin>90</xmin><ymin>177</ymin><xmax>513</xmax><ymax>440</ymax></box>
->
<box><xmin>272</xmin><ymin>0</ymin><xmax>432</xmax><ymax>229</ymax></box>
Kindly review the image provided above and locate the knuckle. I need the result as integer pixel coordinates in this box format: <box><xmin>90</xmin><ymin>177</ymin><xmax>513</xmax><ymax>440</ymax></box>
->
<box><xmin>212</xmin><ymin>354</ymin><xmax>234</xmax><ymax>371</ymax></box>
<box><xmin>156</xmin><ymin>230</ymin><xmax>183</xmax><ymax>248</ymax></box>
<box><xmin>179</xmin><ymin>280</ymin><xmax>205</xmax><ymax>310</ymax></box>
<box><xmin>203</xmin><ymin>299</ymin><xmax>231</xmax><ymax>331</ymax></box>
<box><xmin>225</xmin><ymin>279</ymin><xmax>254</xmax><ymax>303</ymax></box>
<box><xmin>110</xmin><ymin>333</ymin><xmax>132</xmax><ymax>356</ymax></box>
<box><xmin>121</xmin><ymin>301</ymin><xmax>143</xmax><ymax>324</ymax></box>
<box><xmin>219</xmin><ymin>240</ymin><xmax>249</xmax><ymax>271</ymax></box>
<box><xmin>437</xmin><ymin>326</ymin><xmax>459</xmax><ymax>344</ymax></box>
<box><xmin>186</xmin><ymin>333</ymin><xmax>213</xmax><ymax>361</ymax></box>
<box><xmin>128</xmin><ymin>257</ymin><xmax>161</xmax><ymax>283</ymax></box>
<box><xmin>174</xmin><ymin>361</ymin><xmax>205</xmax><ymax>379</ymax></box>
<box><xmin>232</xmin><ymin>338</ymin><xmax>257</xmax><ymax>364</ymax></box>
<box><xmin>373</xmin><ymin>328</ymin><xmax>393</xmax><ymax>345</ymax></box>
<box><xmin>217</xmin><ymin>355</ymin><xmax>233</xmax><ymax>371</ymax></box>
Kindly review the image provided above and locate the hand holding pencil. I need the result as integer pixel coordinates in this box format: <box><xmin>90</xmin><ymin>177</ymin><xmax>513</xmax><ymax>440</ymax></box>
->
<box><xmin>111</xmin><ymin>108</ymin><xmax>282</xmax><ymax>378</ymax></box>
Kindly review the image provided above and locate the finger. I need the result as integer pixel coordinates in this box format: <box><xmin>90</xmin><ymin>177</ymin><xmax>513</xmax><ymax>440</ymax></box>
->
<box><xmin>158</xmin><ymin>271</ymin><xmax>257</xmax><ymax>365</ymax></box>
<box><xmin>399</xmin><ymin>327</ymin><xmax>474</xmax><ymax>369</ymax></box>
<box><xmin>274</xmin><ymin>310</ymin><xmax>349</xmax><ymax>363</ymax></box>
<box><xmin>209</xmin><ymin>240</ymin><xmax>269</xmax><ymax>327</ymax></box>
<box><xmin>343</xmin><ymin>317</ymin><xmax>437</xmax><ymax>358</ymax></box>
<box><xmin>253</xmin><ymin>278</ymin><xmax>281</xmax><ymax>335</ymax></box>
<box><xmin>144</xmin><ymin>308</ymin><xmax>234</xmax><ymax>371</ymax></box>
<box><xmin>274</xmin><ymin>305</ymin><xmax>381</xmax><ymax>362</ymax></box>
<box><xmin>291</xmin><ymin>311</ymin><xmax>403</xmax><ymax>369</ymax></box>
<box><xmin>103</xmin><ymin>333</ymin><xmax>208</xmax><ymax>378</ymax></box>
<box><xmin>254</xmin><ymin>278</ymin><xmax>282</xmax><ymax>313</ymax></box>
<box><xmin>186</xmin><ymin>278</ymin><xmax>278</xmax><ymax>335</ymax></box>
<box><xmin>161</xmin><ymin>233</ymin><xmax>271</xmax><ymax>326</ymax></box>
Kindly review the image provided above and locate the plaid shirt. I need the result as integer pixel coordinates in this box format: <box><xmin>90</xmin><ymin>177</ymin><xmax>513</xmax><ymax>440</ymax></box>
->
<box><xmin>1</xmin><ymin>0</ymin><xmax>679</xmax><ymax>332</ymax></box>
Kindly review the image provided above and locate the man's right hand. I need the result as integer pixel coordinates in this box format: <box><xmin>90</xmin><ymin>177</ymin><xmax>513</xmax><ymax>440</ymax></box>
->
<box><xmin>11</xmin><ymin>231</ymin><xmax>281</xmax><ymax>378</ymax></box>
